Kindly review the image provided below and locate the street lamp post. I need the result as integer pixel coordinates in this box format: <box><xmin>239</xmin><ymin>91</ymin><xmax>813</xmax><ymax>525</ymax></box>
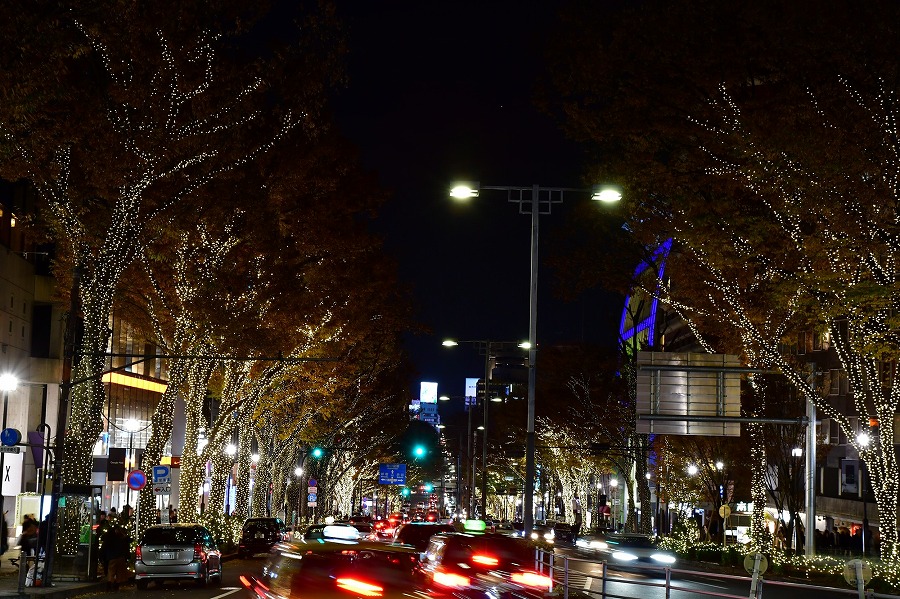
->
<box><xmin>443</xmin><ymin>339</ymin><xmax>525</xmax><ymax>519</ymax></box>
<box><xmin>0</xmin><ymin>373</ymin><xmax>18</xmax><ymax>517</ymax></box>
<box><xmin>857</xmin><ymin>431</ymin><xmax>871</xmax><ymax>556</ymax></box>
<box><xmin>124</xmin><ymin>418</ymin><xmax>141</xmax><ymax>510</ymax></box>
<box><xmin>224</xmin><ymin>443</ymin><xmax>237</xmax><ymax>515</ymax></box>
<box><xmin>610</xmin><ymin>478</ymin><xmax>619</xmax><ymax>530</ymax></box>
<box><xmin>449</xmin><ymin>182</ymin><xmax>621</xmax><ymax>533</ymax></box>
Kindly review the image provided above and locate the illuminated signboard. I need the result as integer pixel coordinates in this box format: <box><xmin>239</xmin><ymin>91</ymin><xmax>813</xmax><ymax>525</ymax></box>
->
<box><xmin>420</xmin><ymin>381</ymin><xmax>438</xmax><ymax>404</ymax></box>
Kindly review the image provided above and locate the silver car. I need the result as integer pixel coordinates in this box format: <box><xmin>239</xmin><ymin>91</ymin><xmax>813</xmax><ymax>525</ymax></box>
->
<box><xmin>135</xmin><ymin>524</ymin><xmax>222</xmax><ymax>589</ymax></box>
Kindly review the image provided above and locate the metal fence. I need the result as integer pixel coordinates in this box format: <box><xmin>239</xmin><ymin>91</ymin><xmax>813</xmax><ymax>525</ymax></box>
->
<box><xmin>536</xmin><ymin>550</ymin><xmax>900</xmax><ymax>599</ymax></box>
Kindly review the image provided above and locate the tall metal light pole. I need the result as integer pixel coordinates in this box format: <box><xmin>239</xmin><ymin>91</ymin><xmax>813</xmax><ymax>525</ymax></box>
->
<box><xmin>0</xmin><ymin>373</ymin><xmax>19</xmax><ymax>515</ymax></box>
<box><xmin>449</xmin><ymin>182</ymin><xmax>621</xmax><ymax>533</ymax></box>
<box><xmin>443</xmin><ymin>339</ymin><xmax>526</xmax><ymax>519</ymax></box>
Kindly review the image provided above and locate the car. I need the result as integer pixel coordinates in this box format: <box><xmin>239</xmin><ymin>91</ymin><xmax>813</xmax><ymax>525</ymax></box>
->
<box><xmin>242</xmin><ymin>538</ymin><xmax>423</xmax><ymax>599</ymax></box>
<box><xmin>424</xmin><ymin>511</ymin><xmax>441</xmax><ymax>522</ymax></box>
<box><xmin>577</xmin><ymin>531</ymin><xmax>677</xmax><ymax>568</ymax></box>
<box><xmin>372</xmin><ymin>518</ymin><xmax>397</xmax><ymax>541</ymax></box>
<box><xmin>302</xmin><ymin>523</ymin><xmax>360</xmax><ymax>542</ymax></box>
<box><xmin>134</xmin><ymin>523</ymin><xmax>222</xmax><ymax>589</ymax></box>
<box><xmin>419</xmin><ymin>523</ymin><xmax>552</xmax><ymax>597</ymax></box>
<box><xmin>552</xmin><ymin>521</ymin><xmax>575</xmax><ymax>544</ymax></box>
<box><xmin>238</xmin><ymin>517</ymin><xmax>289</xmax><ymax>558</ymax></box>
<box><xmin>392</xmin><ymin>521</ymin><xmax>457</xmax><ymax>552</ymax></box>
<box><xmin>349</xmin><ymin>522</ymin><xmax>376</xmax><ymax>541</ymax></box>
<box><xmin>528</xmin><ymin>521</ymin><xmax>557</xmax><ymax>544</ymax></box>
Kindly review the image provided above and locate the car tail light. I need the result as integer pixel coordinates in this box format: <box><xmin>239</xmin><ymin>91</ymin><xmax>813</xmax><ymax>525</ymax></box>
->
<box><xmin>193</xmin><ymin>543</ymin><xmax>205</xmax><ymax>561</ymax></box>
<box><xmin>434</xmin><ymin>570</ymin><xmax>471</xmax><ymax>589</ymax></box>
<box><xmin>511</xmin><ymin>571</ymin><xmax>553</xmax><ymax>589</ymax></box>
<box><xmin>239</xmin><ymin>575</ymin><xmax>270</xmax><ymax>595</ymax></box>
<box><xmin>135</xmin><ymin>546</ymin><xmax>142</xmax><ymax>561</ymax></box>
<box><xmin>471</xmin><ymin>554</ymin><xmax>499</xmax><ymax>566</ymax></box>
<box><xmin>336</xmin><ymin>577</ymin><xmax>384</xmax><ymax>597</ymax></box>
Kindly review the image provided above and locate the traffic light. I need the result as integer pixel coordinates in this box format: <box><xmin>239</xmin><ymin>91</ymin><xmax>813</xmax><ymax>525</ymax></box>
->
<box><xmin>311</xmin><ymin>447</ymin><xmax>324</xmax><ymax>459</ymax></box>
<box><xmin>423</xmin><ymin>483</ymin><xmax>433</xmax><ymax>492</ymax></box>
<box><xmin>412</xmin><ymin>444</ymin><xmax>426</xmax><ymax>459</ymax></box>
<box><xmin>401</xmin><ymin>487</ymin><xmax>411</xmax><ymax>497</ymax></box>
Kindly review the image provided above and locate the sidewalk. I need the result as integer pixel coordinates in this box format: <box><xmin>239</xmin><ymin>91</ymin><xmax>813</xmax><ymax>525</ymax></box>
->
<box><xmin>0</xmin><ymin>550</ymin><xmax>105</xmax><ymax>599</ymax></box>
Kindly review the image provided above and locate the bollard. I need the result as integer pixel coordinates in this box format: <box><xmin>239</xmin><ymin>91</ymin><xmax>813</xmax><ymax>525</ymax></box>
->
<box><xmin>18</xmin><ymin>555</ymin><xmax>35</xmax><ymax>592</ymax></box>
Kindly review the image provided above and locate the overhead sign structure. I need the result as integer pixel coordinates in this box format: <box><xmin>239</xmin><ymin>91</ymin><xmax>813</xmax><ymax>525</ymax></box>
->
<box><xmin>127</xmin><ymin>469</ymin><xmax>147</xmax><ymax>491</ymax></box>
<box><xmin>636</xmin><ymin>352</ymin><xmax>742</xmax><ymax>436</ymax></box>
<box><xmin>379</xmin><ymin>463</ymin><xmax>407</xmax><ymax>485</ymax></box>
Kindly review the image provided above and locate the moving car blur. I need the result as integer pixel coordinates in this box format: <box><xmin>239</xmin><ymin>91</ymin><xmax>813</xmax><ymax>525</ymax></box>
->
<box><xmin>242</xmin><ymin>538</ymin><xmax>424</xmax><ymax>599</ymax></box>
<box><xmin>574</xmin><ymin>530</ymin><xmax>676</xmax><ymax>568</ymax></box>
<box><xmin>419</xmin><ymin>520</ymin><xmax>552</xmax><ymax>598</ymax></box>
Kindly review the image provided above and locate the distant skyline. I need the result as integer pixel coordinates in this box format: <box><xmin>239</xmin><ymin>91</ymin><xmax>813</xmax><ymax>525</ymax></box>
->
<box><xmin>333</xmin><ymin>1</ymin><xmax>624</xmax><ymax>399</ymax></box>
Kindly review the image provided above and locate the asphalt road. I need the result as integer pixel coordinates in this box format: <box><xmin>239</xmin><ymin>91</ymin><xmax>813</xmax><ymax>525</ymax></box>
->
<box><xmin>74</xmin><ymin>550</ymin><xmax>877</xmax><ymax>599</ymax></box>
<box><xmin>77</xmin><ymin>556</ymin><xmax>265</xmax><ymax>599</ymax></box>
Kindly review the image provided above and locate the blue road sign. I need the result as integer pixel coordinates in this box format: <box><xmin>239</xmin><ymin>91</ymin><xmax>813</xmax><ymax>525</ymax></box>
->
<box><xmin>0</xmin><ymin>428</ymin><xmax>20</xmax><ymax>447</ymax></box>
<box><xmin>379</xmin><ymin>463</ymin><xmax>406</xmax><ymax>485</ymax></box>
<box><xmin>152</xmin><ymin>465</ymin><xmax>171</xmax><ymax>484</ymax></box>
<box><xmin>308</xmin><ymin>478</ymin><xmax>317</xmax><ymax>487</ymax></box>
<box><xmin>307</xmin><ymin>493</ymin><xmax>317</xmax><ymax>502</ymax></box>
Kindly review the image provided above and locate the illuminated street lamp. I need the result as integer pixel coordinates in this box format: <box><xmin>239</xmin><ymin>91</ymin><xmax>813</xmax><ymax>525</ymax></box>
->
<box><xmin>449</xmin><ymin>181</ymin><xmax>621</xmax><ymax>534</ymax></box>
<box><xmin>687</xmin><ymin>464</ymin><xmax>699</xmax><ymax>476</ymax></box>
<box><xmin>124</xmin><ymin>418</ymin><xmax>141</xmax><ymax>508</ymax></box>
<box><xmin>857</xmin><ymin>431</ymin><xmax>871</xmax><ymax>555</ymax></box>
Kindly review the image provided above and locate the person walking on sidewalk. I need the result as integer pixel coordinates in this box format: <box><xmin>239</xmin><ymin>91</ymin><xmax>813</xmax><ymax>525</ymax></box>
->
<box><xmin>101</xmin><ymin>527</ymin><xmax>130</xmax><ymax>591</ymax></box>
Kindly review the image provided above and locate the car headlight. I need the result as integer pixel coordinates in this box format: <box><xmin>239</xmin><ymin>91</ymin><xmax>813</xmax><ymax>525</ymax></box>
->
<box><xmin>589</xmin><ymin>540</ymin><xmax>609</xmax><ymax>550</ymax></box>
<box><xmin>651</xmin><ymin>553</ymin><xmax>676</xmax><ymax>564</ymax></box>
<box><xmin>612</xmin><ymin>551</ymin><xmax>638</xmax><ymax>561</ymax></box>
<box><xmin>530</xmin><ymin>532</ymin><xmax>539</xmax><ymax>540</ymax></box>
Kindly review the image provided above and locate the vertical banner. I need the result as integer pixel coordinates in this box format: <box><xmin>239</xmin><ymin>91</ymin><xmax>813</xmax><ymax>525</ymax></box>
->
<box><xmin>1</xmin><ymin>452</ymin><xmax>23</xmax><ymax>496</ymax></box>
<box><xmin>107</xmin><ymin>447</ymin><xmax>127</xmax><ymax>481</ymax></box>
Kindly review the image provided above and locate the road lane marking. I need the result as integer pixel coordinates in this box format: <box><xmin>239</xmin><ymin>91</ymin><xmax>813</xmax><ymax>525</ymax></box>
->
<box><xmin>210</xmin><ymin>589</ymin><xmax>242</xmax><ymax>599</ymax></box>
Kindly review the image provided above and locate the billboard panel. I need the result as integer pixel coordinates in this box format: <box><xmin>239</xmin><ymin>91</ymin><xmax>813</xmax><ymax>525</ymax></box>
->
<box><xmin>420</xmin><ymin>381</ymin><xmax>438</xmax><ymax>404</ymax></box>
<box><xmin>636</xmin><ymin>352</ymin><xmax>741</xmax><ymax>436</ymax></box>
<box><xmin>465</xmin><ymin>378</ymin><xmax>479</xmax><ymax>407</ymax></box>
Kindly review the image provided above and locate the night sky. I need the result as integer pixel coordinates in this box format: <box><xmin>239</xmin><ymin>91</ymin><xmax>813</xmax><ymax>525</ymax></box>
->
<box><xmin>332</xmin><ymin>1</ymin><xmax>623</xmax><ymax>401</ymax></box>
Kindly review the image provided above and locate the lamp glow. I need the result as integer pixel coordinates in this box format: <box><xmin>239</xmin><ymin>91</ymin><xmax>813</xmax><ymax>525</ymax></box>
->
<box><xmin>591</xmin><ymin>185</ymin><xmax>622</xmax><ymax>203</ymax></box>
<box><xmin>450</xmin><ymin>182</ymin><xmax>480</xmax><ymax>200</ymax></box>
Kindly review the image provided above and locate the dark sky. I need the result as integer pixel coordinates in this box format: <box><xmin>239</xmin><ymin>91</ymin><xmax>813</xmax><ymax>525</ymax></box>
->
<box><xmin>332</xmin><ymin>1</ymin><xmax>622</xmax><ymax>400</ymax></box>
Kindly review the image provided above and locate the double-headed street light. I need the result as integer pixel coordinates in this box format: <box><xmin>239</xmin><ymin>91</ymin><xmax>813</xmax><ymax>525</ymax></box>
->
<box><xmin>443</xmin><ymin>339</ymin><xmax>526</xmax><ymax>519</ymax></box>
<box><xmin>450</xmin><ymin>182</ymin><xmax>621</xmax><ymax>533</ymax></box>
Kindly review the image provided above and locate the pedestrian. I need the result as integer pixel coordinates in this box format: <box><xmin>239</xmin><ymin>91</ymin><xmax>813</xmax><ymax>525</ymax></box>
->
<box><xmin>101</xmin><ymin>527</ymin><xmax>130</xmax><ymax>591</ymax></box>
<box><xmin>172</xmin><ymin>508</ymin><xmax>178</xmax><ymax>523</ymax></box>
<box><xmin>18</xmin><ymin>519</ymin><xmax>38</xmax><ymax>556</ymax></box>
<box><xmin>0</xmin><ymin>511</ymin><xmax>8</xmax><ymax>557</ymax></box>
<box><xmin>155</xmin><ymin>509</ymin><xmax>161</xmax><ymax>524</ymax></box>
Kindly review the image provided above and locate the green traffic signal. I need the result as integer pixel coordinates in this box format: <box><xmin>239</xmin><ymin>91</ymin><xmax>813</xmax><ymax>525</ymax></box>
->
<box><xmin>311</xmin><ymin>447</ymin><xmax>324</xmax><ymax>459</ymax></box>
<box><xmin>424</xmin><ymin>483</ymin><xmax>433</xmax><ymax>492</ymax></box>
<box><xmin>401</xmin><ymin>487</ymin><xmax>411</xmax><ymax>497</ymax></box>
<box><xmin>412</xmin><ymin>444</ymin><xmax>426</xmax><ymax>458</ymax></box>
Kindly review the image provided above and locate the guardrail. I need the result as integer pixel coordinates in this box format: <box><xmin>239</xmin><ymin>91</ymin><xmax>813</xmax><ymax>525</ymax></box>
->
<box><xmin>536</xmin><ymin>550</ymin><xmax>899</xmax><ymax>599</ymax></box>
